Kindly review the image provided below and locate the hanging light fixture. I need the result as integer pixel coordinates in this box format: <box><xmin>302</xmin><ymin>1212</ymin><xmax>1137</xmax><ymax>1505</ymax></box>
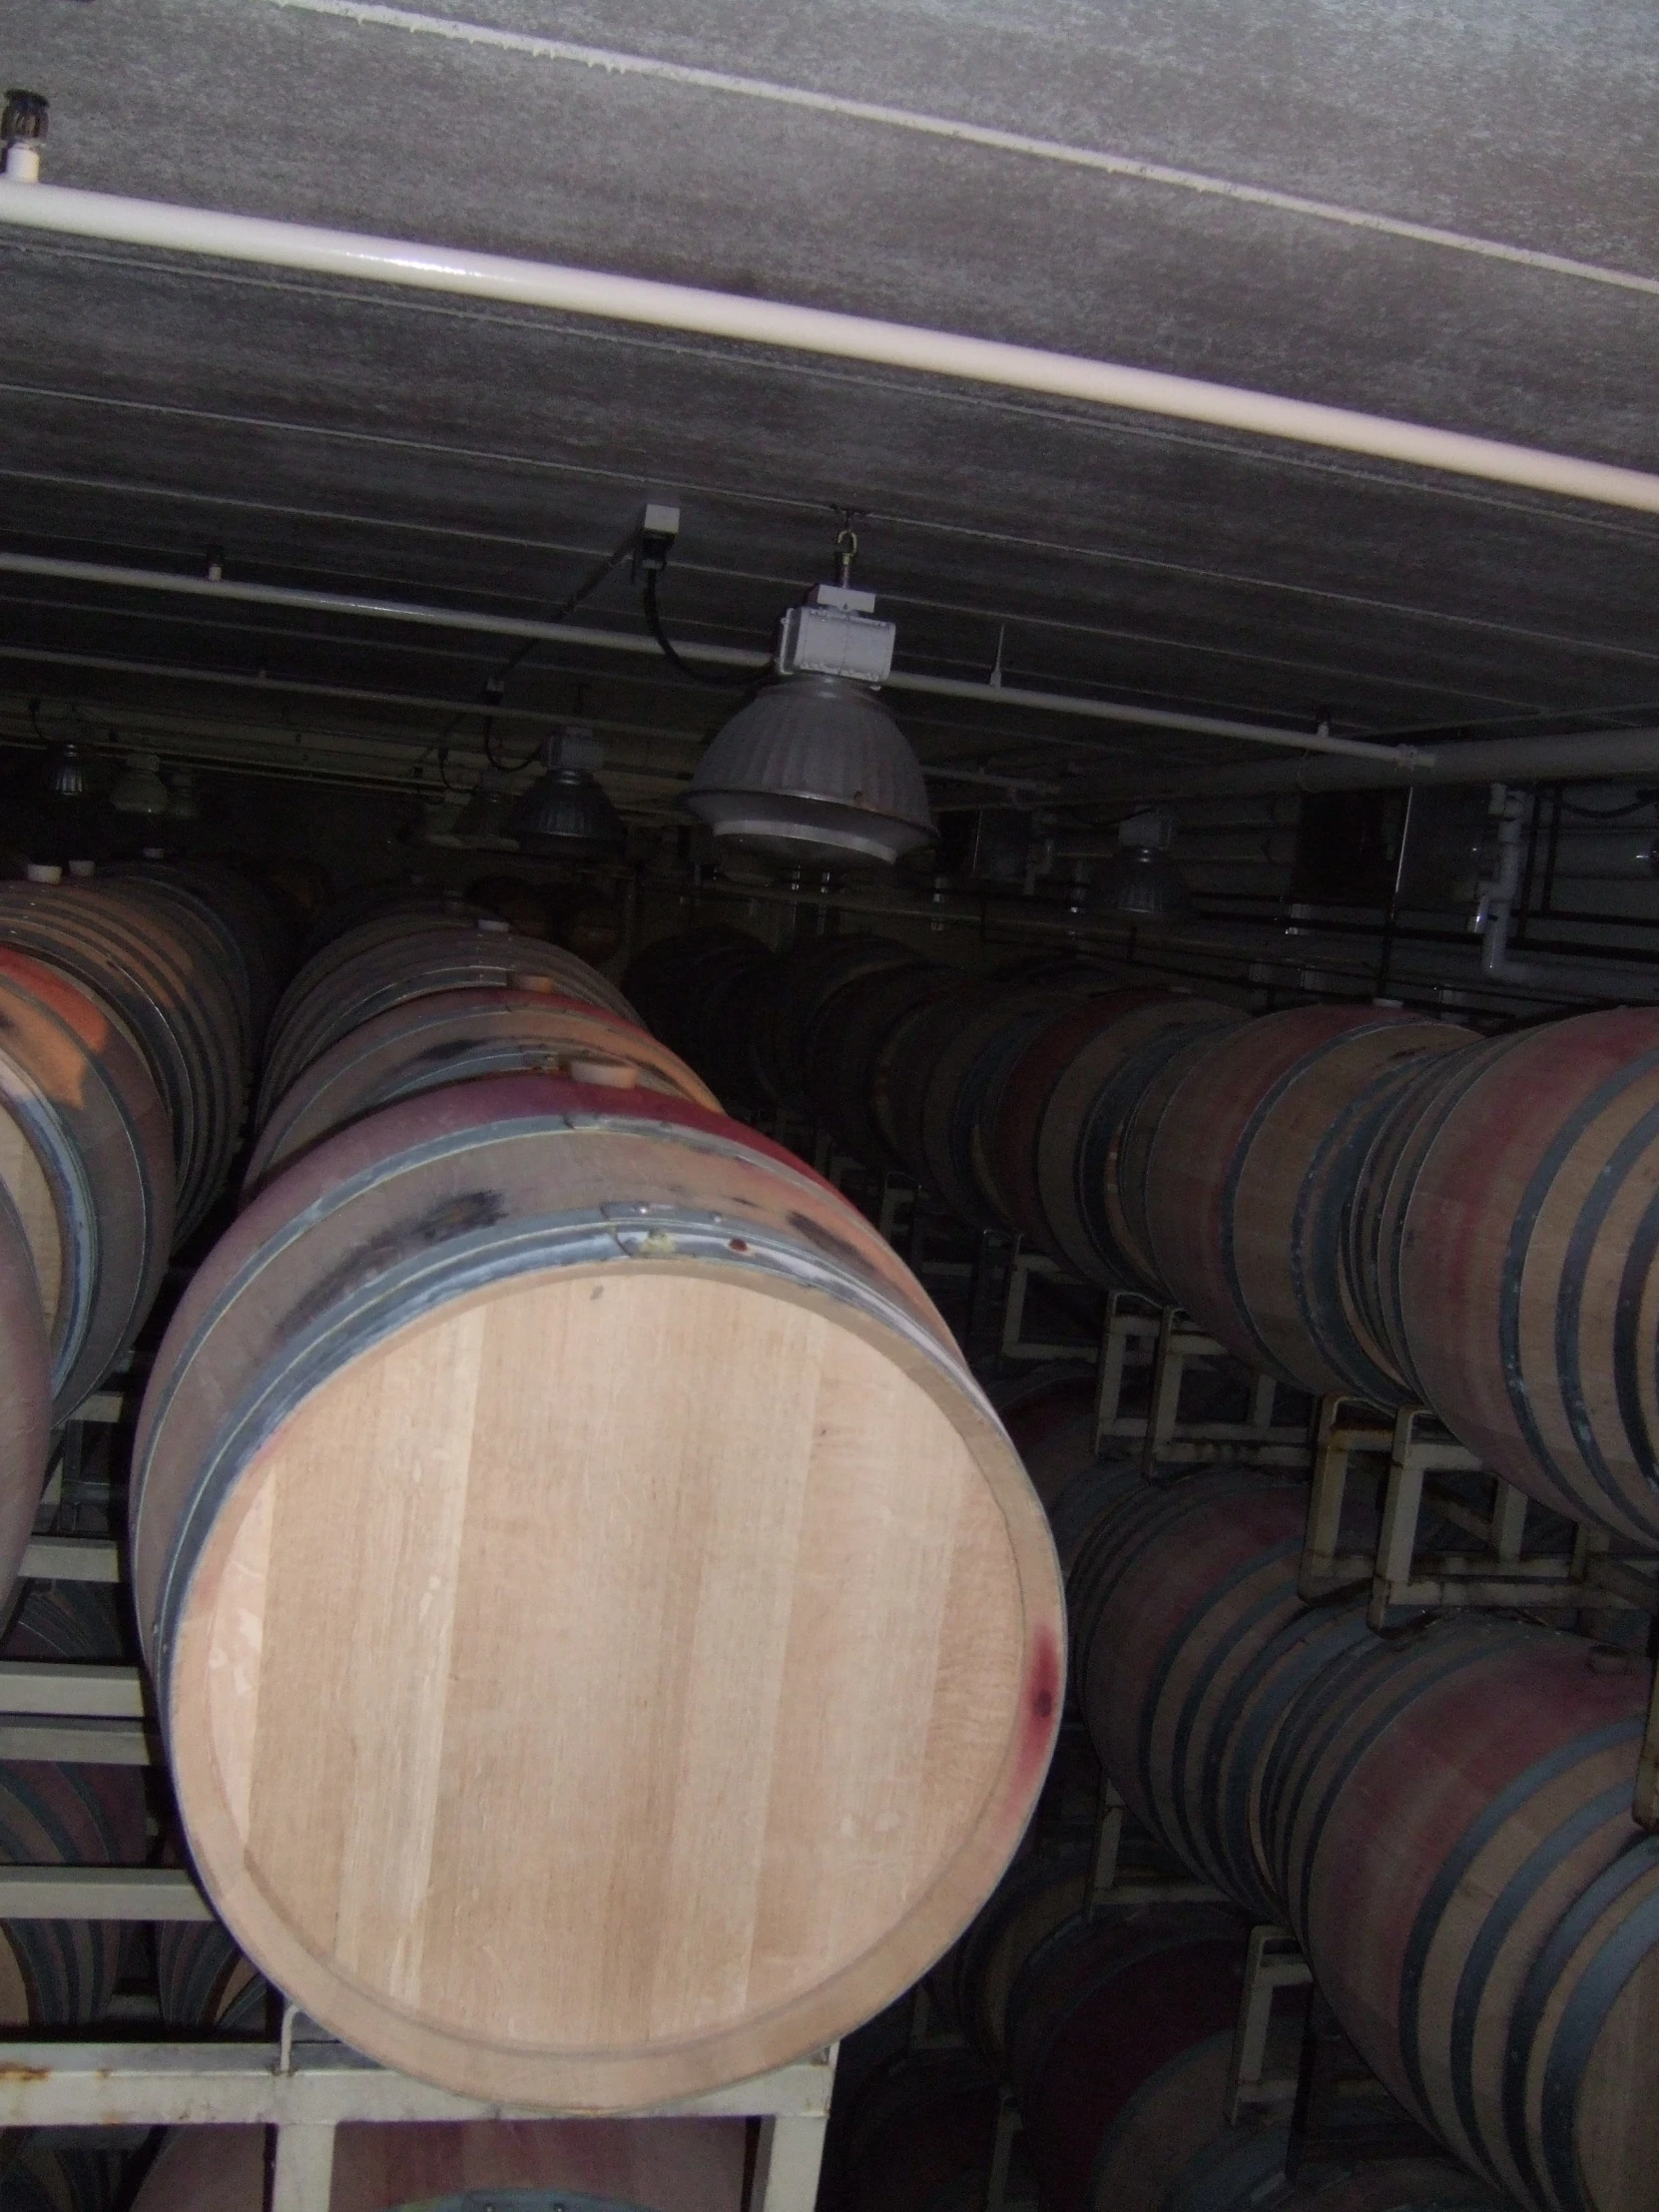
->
<box><xmin>165</xmin><ymin>767</ymin><xmax>202</xmax><ymax>822</ymax></box>
<box><xmin>508</xmin><ymin>727</ymin><xmax>625</xmax><ymax>857</ymax></box>
<box><xmin>1091</xmin><ymin>808</ymin><xmax>1192</xmax><ymax>920</ymax></box>
<box><xmin>682</xmin><ymin>531</ymin><xmax>935</xmax><ymax>869</ymax></box>
<box><xmin>40</xmin><ymin>739</ymin><xmax>91</xmax><ymax>799</ymax></box>
<box><xmin>109</xmin><ymin>752</ymin><xmax>170</xmax><ymax>816</ymax></box>
<box><xmin>415</xmin><ymin>796</ymin><xmax>470</xmax><ymax>847</ymax></box>
<box><xmin>453</xmin><ymin>766</ymin><xmax>521</xmax><ymax>849</ymax></box>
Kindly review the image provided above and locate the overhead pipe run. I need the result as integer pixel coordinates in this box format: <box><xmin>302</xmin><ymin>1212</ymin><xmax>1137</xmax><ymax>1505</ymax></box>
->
<box><xmin>1064</xmin><ymin>725</ymin><xmax>1659</xmax><ymax>805</ymax></box>
<box><xmin>0</xmin><ymin>548</ymin><xmax>1415</xmax><ymax>764</ymax></box>
<box><xmin>5</xmin><ymin>155</ymin><xmax>1659</xmax><ymax>520</ymax></box>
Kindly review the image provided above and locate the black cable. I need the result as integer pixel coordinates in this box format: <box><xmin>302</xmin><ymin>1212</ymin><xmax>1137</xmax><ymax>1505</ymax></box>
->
<box><xmin>482</xmin><ymin>716</ymin><xmax>544</xmax><ymax>776</ymax></box>
<box><xmin>642</xmin><ymin>569</ymin><xmax>757</xmax><ymax>691</ymax></box>
<box><xmin>1559</xmin><ymin>790</ymin><xmax>1656</xmax><ymax>819</ymax></box>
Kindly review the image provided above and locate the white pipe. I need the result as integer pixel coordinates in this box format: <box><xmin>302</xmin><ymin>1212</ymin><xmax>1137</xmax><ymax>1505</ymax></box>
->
<box><xmin>1068</xmin><ymin>725</ymin><xmax>1659</xmax><ymax>803</ymax></box>
<box><xmin>0</xmin><ymin>548</ymin><xmax>1414</xmax><ymax>763</ymax></box>
<box><xmin>2</xmin><ymin>164</ymin><xmax>1659</xmax><ymax>518</ymax></box>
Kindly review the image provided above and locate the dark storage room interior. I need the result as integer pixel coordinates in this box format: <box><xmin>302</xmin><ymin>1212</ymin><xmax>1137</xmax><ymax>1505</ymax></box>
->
<box><xmin>0</xmin><ymin>6</ymin><xmax>1656</xmax><ymax>2211</ymax></box>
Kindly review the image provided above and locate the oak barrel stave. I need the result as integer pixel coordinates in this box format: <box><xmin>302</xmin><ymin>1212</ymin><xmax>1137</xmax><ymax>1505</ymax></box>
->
<box><xmin>1071</xmin><ymin>1470</ymin><xmax>1311</xmax><ymax>1912</ymax></box>
<box><xmin>0</xmin><ymin>948</ymin><xmax>174</xmax><ymax>1416</ymax></box>
<box><xmin>247</xmin><ymin>986</ymin><xmax>717</xmax><ymax>1193</ymax></box>
<box><xmin>1381</xmin><ymin>1010</ymin><xmax>1659</xmax><ymax>1543</ymax></box>
<box><xmin>1147</xmin><ymin>1006</ymin><xmax>1472</xmax><ymax>1393</ymax></box>
<box><xmin>1265</xmin><ymin>1615</ymin><xmax>1659</xmax><ymax>2212</ymax></box>
<box><xmin>260</xmin><ymin>917</ymin><xmax>637</xmax><ymax>1116</ymax></box>
<box><xmin>1031</xmin><ymin>993</ymin><xmax>1244</xmax><ymax>1292</ymax></box>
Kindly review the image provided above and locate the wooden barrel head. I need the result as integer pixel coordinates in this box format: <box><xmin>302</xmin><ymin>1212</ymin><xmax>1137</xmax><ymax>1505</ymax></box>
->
<box><xmin>138</xmin><ymin>1080</ymin><xmax>1062</xmax><ymax>2109</ymax></box>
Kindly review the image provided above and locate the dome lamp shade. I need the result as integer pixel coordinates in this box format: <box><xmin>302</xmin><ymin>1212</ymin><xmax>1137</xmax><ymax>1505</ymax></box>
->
<box><xmin>453</xmin><ymin>767</ymin><xmax>520</xmax><ymax>849</ymax></box>
<box><xmin>508</xmin><ymin>729</ymin><xmax>626</xmax><ymax>858</ymax></box>
<box><xmin>682</xmin><ymin>576</ymin><xmax>935</xmax><ymax>869</ymax></box>
<box><xmin>41</xmin><ymin>740</ymin><xmax>91</xmax><ymax>799</ymax></box>
<box><xmin>1093</xmin><ymin>807</ymin><xmax>1192</xmax><ymax>920</ymax></box>
<box><xmin>110</xmin><ymin>752</ymin><xmax>170</xmax><ymax>816</ymax></box>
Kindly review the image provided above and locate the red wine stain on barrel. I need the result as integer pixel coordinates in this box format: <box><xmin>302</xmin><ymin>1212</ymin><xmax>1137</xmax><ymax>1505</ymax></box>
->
<box><xmin>1015</xmin><ymin>1628</ymin><xmax>1062</xmax><ymax>1794</ymax></box>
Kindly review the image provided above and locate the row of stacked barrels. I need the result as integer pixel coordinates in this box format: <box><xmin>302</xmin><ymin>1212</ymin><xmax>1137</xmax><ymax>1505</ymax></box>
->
<box><xmin>626</xmin><ymin>925</ymin><xmax>1659</xmax><ymax>1548</ymax></box>
<box><xmin>979</xmin><ymin>1371</ymin><xmax>1656</xmax><ymax>2212</ymax></box>
<box><xmin>814</xmin><ymin>1379</ymin><xmax>1509</xmax><ymax>2212</ymax></box>
<box><xmin>0</xmin><ymin>858</ymin><xmax>297</xmax><ymax>1610</ymax></box>
<box><xmin>117</xmin><ymin>891</ymin><xmax>1064</xmax><ymax>2117</ymax></box>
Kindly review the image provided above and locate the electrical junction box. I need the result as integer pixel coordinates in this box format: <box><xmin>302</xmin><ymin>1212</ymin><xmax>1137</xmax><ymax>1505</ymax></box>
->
<box><xmin>777</xmin><ymin>583</ymin><xmax>896</xmax><ymax>686</ymax></box>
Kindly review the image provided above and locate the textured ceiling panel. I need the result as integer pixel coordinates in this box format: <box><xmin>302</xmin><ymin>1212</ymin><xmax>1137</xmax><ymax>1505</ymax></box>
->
<box><xmin>1</xmin><ymin>0</ymin><xmax>1656</xmax><ymax>804</ymax></box>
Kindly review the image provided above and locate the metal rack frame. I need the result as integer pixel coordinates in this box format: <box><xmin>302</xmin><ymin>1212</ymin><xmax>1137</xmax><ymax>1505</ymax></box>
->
<box><xmin>0</xmin><ymin>1410</ymin><xmax>837</xmax><ymax>2212</ymax></box>
<box><xmin>0</xmin><ymin>2011</ymin><xmax>835</xmax><ymax>2212</ymax></box>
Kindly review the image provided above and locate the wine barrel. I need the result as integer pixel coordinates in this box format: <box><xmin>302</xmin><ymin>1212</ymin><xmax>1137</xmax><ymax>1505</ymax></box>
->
<box><xmin>1147</xmin><ymin>1005</ymin><xmax>1472</xmax><ymax>1393</ymax></box>
<box><xmin>1085</xmin><ymin>2030</ymin><xmax>1236</xmax><ymax>2212</ymax></box>
<box><xmin>678</xmin><ymin>947</ymin><xmax>780</xmax><ymax>1109</ymax></box>
<box><xmin>154</xmin><ymin>1831</ymin><xmax>271</xmax><ymax>2037</ymax></box>
<box><xmin>298</xmin><ymin>882</ymin><xmax>479</xmax><ymax>956</ymax></box>
<box><xmin>108</xmin><ymin>858</ymin><xmax>296</xmax><ymax>1051</ymax></box>
<box><xmin>468</xmin><ymin>873</ymin><xmax>553</xmax><ymax>938</ymax></box>
<box><xmin>1262</xmin><ymin>1614</ymin><xmax>1659</xmax><ymax>2212</ymax></box>
<box><xmin>246</xmin><ymin>986</ymin><xmax>718</xmax><ymax>1194</ymax></box>
<box><xmin>131</xmin><ymin>1074</ymin><xmax>1063</xmax><ymax>2108</ymax></box>
<box><xmin>0</xmin><ymin>1762</ymin><xmax>148</xmax><ymax>2025</ymax></box>
<box><xmin>622</xmin><ymin>927</ymin><xmax>775</xmax><ymax>1102</ymax></box>
<box><xmin>878</xmin><ymin>980</ymin><xmax>1006</xmax><ymax>1196</ymax></box>
<box><xmin>0</xmin><ymin>1577</ymin><xmax>127</xmax><ymax>1665</ymax></box>
<box><xmin>1164</xmin><ymin>2129</ymin><xmax>1502</xmax><ymax>2212</ymax></box>
<box><xmin>99</xmin><ymin>863</ymin><xmax>259</xmax><ymax>1074</ymax></box>
<box><xmin>0</xmin><ymin>948</ymin><xmax>174</xmax><ymax>1415</ymax></box>
<box><xmin>997</xmin><ymin>1372</ymin><xmax>1136</xmax><ymax>1570</ymax></box>
<box><xmin>156</xmin><ymin>1915</ymin><xmax>271</xmax><ymax>2035</ymax></box>
<box><xmin>948</xmin><ymin>1845</ymin><xmax>1093</xmax><ymax>2068</ymax></box>
<box><xmin>0</xmin><ymin>880</ymin><xmax>241</xmax><ymax>1243</ymax></box>
<box><xmin>0</xmin><ymin>1189</ymin><xmax>51</xmax><ymax>1603</ymax></box>
<box><xmin>802</xmin><ymin>959</ymin><xmax>956</xmax><ymax>1175</ymax></box>
<box><xmin>555</xmin><ymin>897</ymin><xmax>626</xmax><ymax>968</ymax></box>
<box><xmin>996</xmin><ymin>991</ymin><xmax>1243</xmax><ymax>1291</ymax></box>
<box><xmin>748</xmin><ymin>935</ymin><xmax>915</xmax><ymax>1111</ymax></box>
<box><xmin>259</xmin><ymin>918</ymin><xmax>638</xmax><ymax>1117</ymax></box>
<box><xmin>132</xmin><ymin>2116</ymin><xmax>748</xmax><ymax>2211</ymax></box>
<box><xmin>260</xmin><ymin>856</ymin><xmax>333</xmax><ymax>934</ymax></box>
<box><xmin>1070</xmin><ymin>1471</ymin><xmax>1311</xmax><ymax>1917</ymax></box>
<box><xmin>1004</xmin><ymin>1904</ymin><xmax>1248</xmax><ymax>2212</ymax></box>
<box><xmin>919</xmin><ymin>986</ymin><xmax>1086</xmax><ymax>1232</ymax></box>
<box><xmin>1366</xmin><ymin>1008</ymin><xmax>1659</xmax><ymax>1543</ymax></box>
<box><xmin>0</xmin><ymin>2139</ymin><xmax>131</xmax><ymax>2212</ymax></box>
<box><xmin>1210</xmin><ymin>1600</ymin><xmax>1381</xmax><ymax>1927</ymax></box>
<box><xmin>621</xmin><ymin>927</ymin><xmax>768</xmax><ymax>1065</ymax></box>
<box><xmin>822</xmin><ymin>2046</ymin><xmax>1002</xmax><ymax>2212</ymax></box>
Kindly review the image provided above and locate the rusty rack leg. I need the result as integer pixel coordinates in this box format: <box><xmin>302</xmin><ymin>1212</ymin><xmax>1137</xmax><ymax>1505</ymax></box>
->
<box><xmin>1224</xmin><ymin>1925</ymin><xmax>1313</xmax><ymax>2126</ymax></box>
<box><xmin>1301</xmin><ymin>1395</ymin><xmax>1388</xmax><ymax>1600</ymax></box>
<box><xmin>1489</xmin><ymin>1478</ymin><xmax>1529</xmax><ymax>1564</ymax></box>
<box><xmin>877</xmin><ymin>1173</ymin><xmax>912</xmax><ymax>1246</ymax></box>
<box><xmin>1371</xmin><ymin>1407</ymin><xmax>1430</xmax><ymax>1625</ymax></box>
<box><xmin>982</xmin><ymin>2090</ymin><xmax>1023</xmax><ymax>2212</ymax></box>
<box><xmin>1139</xmin><ymin>1306</ymin><xmax>1188</xmax><ymax>1480</ymax></box>
<box><xmin>1093</xmin><ymin>1292</ymin><xmax>1159</xmax><ymax>1455</ymax></box>
<box><xmin>1087</xmin><ymin>1779</ymin><xmax>1126</xmax><ymax>1914</ymax></box>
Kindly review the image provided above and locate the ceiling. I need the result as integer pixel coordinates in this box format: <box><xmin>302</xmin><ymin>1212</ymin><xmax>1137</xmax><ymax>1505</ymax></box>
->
<box><xmin>3</xmin><ymin>0</ymin><xmax>1659</xmax><ymax>815</ymax></box>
